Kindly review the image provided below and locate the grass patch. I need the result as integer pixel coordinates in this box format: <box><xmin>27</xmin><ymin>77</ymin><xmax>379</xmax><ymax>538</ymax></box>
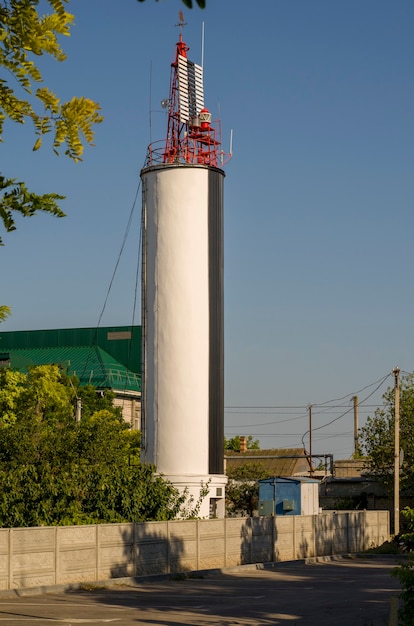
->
<box><xmin>365</xmin><ymin>540</ymin><xmax>402</xmax><ymax>555</ymax></box>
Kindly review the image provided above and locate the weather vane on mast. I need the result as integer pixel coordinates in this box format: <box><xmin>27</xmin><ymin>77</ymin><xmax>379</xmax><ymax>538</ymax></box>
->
<box><xmin>176</xmin><ymin>11</ymin><xmax>187</xmax><ymax>35</ymax></box>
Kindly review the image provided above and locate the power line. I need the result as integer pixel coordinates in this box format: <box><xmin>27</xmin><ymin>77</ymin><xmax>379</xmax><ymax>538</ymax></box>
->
<box><xmin>224</xmin><ymin>414</ymin><xmax>308</xmax><ymax>428</ymax></box>
<box><xmin>312</xmin><ymin>373</ymin><xmax>392</xmax><ymax>406</ymax></box>
<box><xmin>225</xmin><ymin>374</ymin><xmax>392</xmax><ymax>414</ymax></box>
<box><xmin>300</xmin><ymin>372</ymin><xmax>391</xmax><ymax>447</ymax></box>
<box><xmin>225</xmin><ymin>405</ymin><xmax>307</xmax><ymax>410</ymax></box>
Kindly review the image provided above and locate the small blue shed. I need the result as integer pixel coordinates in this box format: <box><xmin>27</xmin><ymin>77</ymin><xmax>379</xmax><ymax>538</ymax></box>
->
<box><xmin>258</xmin><ymin>477</ymin><xmax>319</xmax><ymax>516</ymax></box>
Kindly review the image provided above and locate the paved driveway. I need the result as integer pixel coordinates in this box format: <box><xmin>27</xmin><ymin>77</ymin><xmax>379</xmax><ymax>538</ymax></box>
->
<box><xmin>0</xmin><ymin>557</ymin><xmax>402</xmax><ymax>625</ymax></box>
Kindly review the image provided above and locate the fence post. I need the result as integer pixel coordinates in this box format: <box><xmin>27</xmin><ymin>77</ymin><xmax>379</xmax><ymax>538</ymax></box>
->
<box><xmin>133</xmin><ymin>523</ymin><xmax>137</xmax><ymax>577</ymax></box>
<box><xmin>8</xmin><ymin>529</ymin><xmax>11</xmax><ymax>590</ymax></box>
<box><xmin>248</xmin><ymin>518</ymin><xmax>253</xmax><ymax>564</ymax></box>
<box><xmin>167</xmin><ymin>521</ymin><xmax>170</xmax><ymax>574</ymax></box>
<box><xmin>95</xmin><ymin>525</ymin><xmax>99</xmax><ymax>581</ymax></box>
<box><xmin>196</xmin><ymin>519</ymin><xmax>200</xmax><ymax>571</ymax></box>
<box><xmin>224</xmin><ymin>518</ymin><xmax>227</xmax><ymax>567</ymax></box>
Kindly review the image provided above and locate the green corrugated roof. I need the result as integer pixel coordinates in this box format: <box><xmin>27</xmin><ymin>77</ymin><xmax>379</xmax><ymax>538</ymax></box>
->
<box><xmin>0</xmin><ymin>326</ymin><xmax>141</xmax><ymax>376</ymax></box>
<box><xmin>6</xmin><ymin>346</ymin><xmax>141</xmax><ymax>393</ymax></box>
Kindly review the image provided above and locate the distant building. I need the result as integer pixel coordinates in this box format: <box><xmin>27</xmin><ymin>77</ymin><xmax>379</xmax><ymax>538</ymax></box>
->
<box><xmin>225</xmin><ymin>446</ymin><xmax>312</xmax><ymax>477</ymax></box>
<box><xmin>0</xmin><ymin>326</ymin><xmax>141</xmax><ymax>429</ymax></box>
<box><xmin>333</xmin><ymin>458</ymin><xmax>368</xmax><ymax>478</ymax></box>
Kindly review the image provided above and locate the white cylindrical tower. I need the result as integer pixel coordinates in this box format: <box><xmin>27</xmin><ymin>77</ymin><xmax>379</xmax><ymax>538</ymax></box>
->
<box><xmin>140</xmin><ymin>25</ymin><xmax>230</xmax><ymax>518</ymax></box>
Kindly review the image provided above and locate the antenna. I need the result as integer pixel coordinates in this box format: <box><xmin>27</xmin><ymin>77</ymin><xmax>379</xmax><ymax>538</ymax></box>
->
<box><xmin>229</xmin><ymin>129</ymin><xmax>233</xmax><ymax>157</ymax></box>
<box><xmin>201</xmin><ymin>21</ymin><xmax>205</xmax><ymax>71</ymax></box>
<box><xmin>149</xmin><ymin>61</ymin><xmax>152</xmax><ymax>145</ymax></box>
<box><xmin>144</xmin><ymin>24</ymin><xmax>232</xmax><ymax>168</ymax></box>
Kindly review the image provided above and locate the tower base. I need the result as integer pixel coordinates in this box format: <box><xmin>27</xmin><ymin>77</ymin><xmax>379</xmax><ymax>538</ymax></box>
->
<box><xmin>164</xmin><ymin>474</ymin><xmax>228</xmax><ymax>519</ymax></box>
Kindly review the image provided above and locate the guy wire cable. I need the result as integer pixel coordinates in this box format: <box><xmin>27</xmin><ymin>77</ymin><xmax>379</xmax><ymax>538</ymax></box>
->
<box><xmin>78</xmin><ymin>173</ymin><xmax>143</xmax><ymax>390</ymax></box>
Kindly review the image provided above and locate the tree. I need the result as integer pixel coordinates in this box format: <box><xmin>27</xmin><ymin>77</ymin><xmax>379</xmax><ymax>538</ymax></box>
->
<box><xmin>0</xmin><ymin>364</ymin><xmax>185</xmax><ymax>526</ymax></box>
<box><xmin>360</xmin><ymin>372</ymin><xmax>414</xmax><ymax>495</ymax></box>
<box><xmin>391</xmin><ymin>507</ymin><xmax>414</xmax><ymax>625</ymax></box>
<box><xmin>225</xmin><ymin>463</ymin><xmax>269</xmax><ymax>517</ymax></box>
<box><xmin>224</xmin><ymin>435</ymin><xmax>260</xmax><ymax>452</ymax></box>
<box><xmin>0</xmin><ymin>305</ymin><xmax>11</xmax><ymax>323</ymax></box>
<box><xmin>0</xmin><ymin>0</ymin><xmax>103</xmax><ymax>244</ymax></box>
<box><xmin>224</xmin><ymin>436</ymin><xmax>261</xmax><ymax>515</ymax></box>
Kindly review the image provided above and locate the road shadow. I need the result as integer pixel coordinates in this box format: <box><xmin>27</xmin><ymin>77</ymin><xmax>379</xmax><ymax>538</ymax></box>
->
<box><xmin>71</xmin><ymin>557</ymin><xmax>402</xmax><ymax>625</ymax></box>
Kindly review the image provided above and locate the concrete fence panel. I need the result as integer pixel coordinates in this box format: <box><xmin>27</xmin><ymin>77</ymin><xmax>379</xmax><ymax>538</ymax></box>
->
<box><xmin>314</xmin><ymin>513</ymin><xmax>334</xmax><ymax>556</ymax></box>
<box><xmin>225</xmin><ymin>518</ymin><xmax>248</xmax><ymax>567</ymax></box>
<box><xmin>199</xmin><ymin>519</ymin><xmax>226</xmax><ymax>570</ymax></box>
<box><xmin>135</xmin><ymin>521</ymin><xmax>168</xmax><ymax>576</ymax></box>
<box><xmin>251</xmin><ymin>516</ymin><xmax>274</xmax><ymax>564</ymax></box>
<box><xmin>12</xmin><ymin>527</ymin><xmax>55</xmax><ymax>589</ymax></box>
<box><xmin>167</xmin><ymin>520</ymin><xmax>198</xmax><ymax>573</ymax></box>
<box><xmin>0</xmin><ymin>510</ymin><xmax>389</xmax><ymax>591</ymax></box>
<box><xmin>293</xmin><ymin>515</ymin><xmax>315</xmax><ymax>559</ymax></box>
<box><xmin>98</xmin><ymin>523</ymin><xmax>134</xmax><ymax>579</ymax></box>
<box><xmin>57</xmin><ymin>526</ymin><xmax>97</xmax><ymax>585</ymax></box>
<box><xmin>274</xmin><ymin>516</ymin><xmax>295</xmax><ymax>561</ymax></box>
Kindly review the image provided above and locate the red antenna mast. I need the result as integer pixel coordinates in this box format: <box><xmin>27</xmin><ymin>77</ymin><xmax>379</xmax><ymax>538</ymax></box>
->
<box><xmin>145</xmin><ymin>16</ymin><xmax>230</xmax><ymax>168</ymax></box>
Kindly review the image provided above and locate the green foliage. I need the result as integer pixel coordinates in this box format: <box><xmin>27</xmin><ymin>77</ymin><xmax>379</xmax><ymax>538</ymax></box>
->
<box><xmin>331</xmin><ymin>494</ymin><xmax>368</xmax><ymax>511</ymax></box>
<box><xmin>226</xmin><ymin>480</ymin><xmax>259</xmax><ymax>517</ymax></box>
<box><xmin>225</xmin><ymin>463</ymin><xmax>268</xmax><ymax>517</ymax></box>
<box><xmin>392</xmin><ymin>557</ymin><xmax>414</xmax><ymax>624</ymax></box>
<box><xmin>400</xmin><ymin>506</ymin><xmax>414</xmax><ymax>546</ymax></box>
<box><xmin>0</xmin><ymin>174</ymin><xmax>65</xmax><ymax>246</ymax></box>
<box><xmin>0</xmin><ymin>0</ymin><xmax>102</xmax><ymax>243</ymax></box>
<box><xmin>224</xmin><ymin>437</ymin><xmax>266</xmax><ymax>516</ymax></box>
<box><xmin>389</xmin><ymin>508</ymin><xmax>414</xmax><ymax>623</ymax></box>
<box><xmin>0</xmin><ymin>365</ymin><xmax>184</xmax><ymax>526</ymax></box>
<box><xmin>226</xmin><ymin>461</ymin><xmax>268</xmax><ymax>482</ymax></box>
<box><xmin>0</xmin><ymin>305</ymin><xmax>11</xmax><ymax>322</ymax></box>
<box><xmin>224</xmin><ymin>435</ymin><xmax>260</xmax><ymax>451</ymax></box>
<box><xmin>0</xmin><ymin>369</ymin><xmax>27</xmax><ymax>426</ymax></box>
<box><xmin>365</xmin><ymin>540</ymin><xmax>400</xmax><ymax>555</ymax></box>
<box><xmin>179</xmin><ymin>480</ymin><xmax>211</xmax><ymax>519</ymax></box>
<box><xmin>0</xmin><ymin>0</ymin><xmax>103</xmax><ymax>159</ymax></box>
<box><xmin>359</xmin><ymin>373</ymin><xmax>414</xmax><ymax>495</ymax></box>
<box><xmin>77</xmin><ymin>385</ymin><xmax>121</xmax><ymax>420</ymax></box>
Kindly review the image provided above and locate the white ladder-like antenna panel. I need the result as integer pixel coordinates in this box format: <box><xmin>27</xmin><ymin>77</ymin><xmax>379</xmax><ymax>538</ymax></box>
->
<box><xmin>178</xmin><ymin>55</ymin><xmax>204</xmax><ymax>124</ymax></box>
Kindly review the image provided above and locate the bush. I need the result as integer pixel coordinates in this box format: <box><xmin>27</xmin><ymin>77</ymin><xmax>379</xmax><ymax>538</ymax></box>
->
<box><xmin>391</xmin><ymin>507</ymin><xmax>414</xmax><ymax>624</ymax></box>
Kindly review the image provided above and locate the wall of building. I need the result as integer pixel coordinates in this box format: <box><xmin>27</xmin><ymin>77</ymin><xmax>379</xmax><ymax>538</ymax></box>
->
<box><xmin>113</xmin><ymin>394</ymin><xmax>141</xmax><ymax>430</ymax></box>
<box><xmin>0</xmin><ymin>511</ymin><xmax>389</xmax><ymax>590</ymax></box>
<box><xmin>334</xmin><ymin>459</ymin><xmax>368</xmax><ymax>478</ymax></box>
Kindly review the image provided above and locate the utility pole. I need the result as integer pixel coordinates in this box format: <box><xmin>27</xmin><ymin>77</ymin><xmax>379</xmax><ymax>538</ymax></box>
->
<box><xmin>308</xmin><ymin>404</ymin><xmax>313</xmax><ymax>476</ymax></box>
<box><xmin>393</xmin><ymin>367</ymin><xmax>400</xmax><ymax>536</ymax></box>
<box><xmin>76</xmin><ymin>397</ymin><xmax>82</xmax><ymax>423</ymax></box>
<box><xmin>353</xmin><ymin>395</ymin><xmax>359</xmax><ymax>457</ymax></box>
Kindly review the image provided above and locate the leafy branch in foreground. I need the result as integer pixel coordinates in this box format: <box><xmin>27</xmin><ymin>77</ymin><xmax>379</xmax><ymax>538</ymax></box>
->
<box><xmin>0</xmin><ymin>0</ymin><xmax>103</xmax><ymax>162</ymax></box>
<box><xmin>0</xmin><ymin>0</ymin><xmax>103</xmax><ymax>245</ymax></box>
<box><xmin>0</xmin><ymin>175</ymin><xmax>65</xmax><ymax>245</ymax></box>
<box><xmin>0</xmin><ymin>305</ymin><xmax>11</xmax><ymax>323</ymax></box>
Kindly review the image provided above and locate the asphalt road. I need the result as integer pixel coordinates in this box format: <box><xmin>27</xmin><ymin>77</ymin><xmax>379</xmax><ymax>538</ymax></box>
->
<box><xmin>0</xmin><ymin>557</ymin><xmax>403</xmax><ymax>625</ymax></box>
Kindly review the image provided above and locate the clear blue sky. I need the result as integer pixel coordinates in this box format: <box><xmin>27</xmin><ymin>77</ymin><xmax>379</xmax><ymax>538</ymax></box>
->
<box><xmin>2</xmin><ymin>0</ymin><xmax>413</xmax><ymax>459</ymax></box>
